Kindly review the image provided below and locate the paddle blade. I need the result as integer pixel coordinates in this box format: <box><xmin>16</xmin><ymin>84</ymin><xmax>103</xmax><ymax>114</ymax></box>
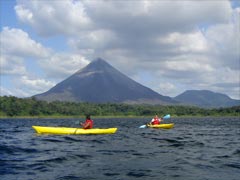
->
<box><xmin>163</xmin><ymin>114</ymin><xmax>170</xmax><ymax>119</ymax></box>
<box><xmin>74</xmin><ymin>121</ymin><xmax>80</xmax><ymax>125</ymax></box>
<box><xmin>139</xmin><ymin>125</ymin><xmax>146</xmax><ymax>128</ymax></box>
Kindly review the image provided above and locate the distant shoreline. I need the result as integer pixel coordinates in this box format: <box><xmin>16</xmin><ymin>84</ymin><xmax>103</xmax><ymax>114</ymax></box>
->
<box><xmin>1</xmin><ymin>96</ymin><xmax>239</xmax><ymax>118</ymax></box>
<box><xmin>1</xmin><ymin>115</ymin><xmax>239</xmax><ymax>119</ymax></box>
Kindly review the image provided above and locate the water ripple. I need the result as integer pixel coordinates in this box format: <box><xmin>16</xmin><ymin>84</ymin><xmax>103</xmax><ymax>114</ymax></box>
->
<box><xmin>0</xmin><ymin>117</ymin><xmax>239</xmax><ymax>180</ymax></box>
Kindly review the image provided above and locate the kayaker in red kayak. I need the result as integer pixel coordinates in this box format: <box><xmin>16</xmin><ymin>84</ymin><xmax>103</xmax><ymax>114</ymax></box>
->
<box><xmin>81</xmin><ymin>115</ymin><xmax>94</xmax><ymax>129</ymax></box>
<box><xmin>150</xmin><ymin>115</ymin><xmax>162</xmax><ymax>125</ymax></box>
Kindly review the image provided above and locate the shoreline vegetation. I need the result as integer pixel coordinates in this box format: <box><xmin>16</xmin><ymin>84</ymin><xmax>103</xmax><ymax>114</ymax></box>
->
<box><xmin>1</xmin><ymin>115</ymin><xmax>240</xmax><ymax>119</ymax></box>
<box><xmin>1</xmin><ymin>96</ymin><xmax>239</xmax><ymax>118</ymax></box>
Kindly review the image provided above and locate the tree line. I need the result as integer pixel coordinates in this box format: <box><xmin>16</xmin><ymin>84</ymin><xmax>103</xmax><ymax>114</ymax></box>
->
<box><xmin>0</xmin><ymin>96</ymin><xmax>239</xmax><ymax>117</ymax></box>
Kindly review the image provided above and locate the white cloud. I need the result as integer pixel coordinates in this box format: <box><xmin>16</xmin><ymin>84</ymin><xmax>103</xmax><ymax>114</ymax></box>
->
<box><xmin>0</xmin><ymin>26</ymin><xmax>89</xmax><ymax>76</ymax></box>
<box><xmin>39</xmin><ymin>54</ymin><xmax>89</xmax><ymax>79</ymax></box>
<box><xmin>17</xmin><ymin>76</ymin><xmax>55</xmax><ymax>94</ymax></box>
<box><xmin>0</xmin><ymin>54</ymin><xmax>27</xmax><ymax>75</ymax></box>
<box><xmin>164</xmin><ymin>59</ymin><xmax>214</xmax><ymax>73</ymax></box>
<box><xmin>158</xmin><ymin>31</ymin><xmax>209</xmax><ymax>53</ymax></box>
<box><xmin>0</xmin><ymin>70</ymin><xmax>63</xmax><ymax>98</ymax></box>
<box><xmin>68</xmin><ymin>29</ymin><xmax>118</xmax><ymax>51</ymax></box>
<box><xmin>157</xmin><ymin>82</ymin><xmax>177</xmax><ymax>97</ymax></box>
<box><xmin>83</xmin><ymin>0</ymin><xmax>232</xmax><ymax>33</ymax></box>
<box><xmin>0</xmin><ymin>27</ymin><xmax>50</xmax><ymax>58</ymax></box>
<box><xmin>0</xmin><ymin>87</ymin><xmax>14</xmax><ymax>96</ymax></box>
<box><xmin>1</xmin><ymin>76</ymin><xmax>57</xmax><ymax>97</ymax></box>
<box><xmin>15</xmin><ymin>0</ymin><xmax>92</xmax><ymax>36</ymax></box>
<box><xmin>205</xmin><ymin>21</ymin><xmax>240</xmax><ymax>70</ymax></box>
<box><xmin>14</xmin><ymin>0</ymin><xmax>233</xmax><ymax>40</ymax></box>
<box><xmin>212</xmin><ymin>67</ymin><xmax>240</xmax><ymax>86</ymax></box>
<box><xmin>0</xmin><ymin>27</ymin><xmax>49</xmax><ymax>83</ymax></box>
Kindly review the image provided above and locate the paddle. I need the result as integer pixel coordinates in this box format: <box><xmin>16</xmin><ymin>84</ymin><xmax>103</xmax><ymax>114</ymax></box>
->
<box><xmin>73</xmin><ymin>128</ymin><xmax>78</xmax><ymax>134</ymax></box>
<box><xmin>139</xmin><ymin>114</ymin><xmax>171</xmax><ymax>128</ymax></box>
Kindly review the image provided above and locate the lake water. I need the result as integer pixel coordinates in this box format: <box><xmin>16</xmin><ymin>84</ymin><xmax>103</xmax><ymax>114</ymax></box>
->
<box><xmin>0</xmin><ymin>117</ymin><xmax>239</xmax><ymax>180</ymax></box>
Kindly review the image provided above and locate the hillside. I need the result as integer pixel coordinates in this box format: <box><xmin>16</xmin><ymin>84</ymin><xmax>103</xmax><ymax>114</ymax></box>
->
<box><xmin>174</xmin><ymin>90</ymin><xmax>240</xmax><ymax>108</ymax></box>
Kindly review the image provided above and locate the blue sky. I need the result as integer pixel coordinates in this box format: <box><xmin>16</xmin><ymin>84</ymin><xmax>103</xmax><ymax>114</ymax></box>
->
<box><xmin>0</xmin><ymin>0</ymin><xmax>239</xmax><ymax>99</ymax></box>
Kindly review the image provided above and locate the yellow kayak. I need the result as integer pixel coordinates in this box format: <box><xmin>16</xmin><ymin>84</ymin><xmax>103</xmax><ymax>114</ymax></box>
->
<box><xmin>32</xmin><ymin>126</ymin><xmax>117</xmax><ymax>135</ymax></box>
<box><xmin>147</xmin><ymin>123</ymin><xmax>174</xmax><ymax>129</ymax></box>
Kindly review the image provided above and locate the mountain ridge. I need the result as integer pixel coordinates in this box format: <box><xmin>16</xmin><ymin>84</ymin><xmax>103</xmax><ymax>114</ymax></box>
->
<box><xmin>174</xmin><ymin>90</ymin><xmax>240</xmax><ymax>108</ymax></box>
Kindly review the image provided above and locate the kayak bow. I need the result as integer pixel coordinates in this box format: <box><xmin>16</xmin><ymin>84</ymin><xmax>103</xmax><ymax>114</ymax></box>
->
<box><xmin>32</xmin><ymin>126</ymin><xmax>117</xmax><ymax>135</ymax></box>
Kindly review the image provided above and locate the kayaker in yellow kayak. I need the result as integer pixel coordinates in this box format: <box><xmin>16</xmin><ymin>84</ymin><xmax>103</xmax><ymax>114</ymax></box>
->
<box><xmin>80</xmin><ymin>115</ymin><xmax>94</xmax><ymax>129</ymax></box>
<box><xmin>139</xmin><ymin>114</ymin><xmax>171</xmax><ymax>128</ymax></box>
<box><xmin>150</xmin><ymin>115</ymin><xmax>163</xmax><ymax>125</ymax></box>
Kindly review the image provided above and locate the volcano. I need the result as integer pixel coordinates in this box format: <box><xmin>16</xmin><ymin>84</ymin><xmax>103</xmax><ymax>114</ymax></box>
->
<box><xmin>34</xmin><ymin>58</ymin><xmax>177</xmax><ymax>104</ymax></box>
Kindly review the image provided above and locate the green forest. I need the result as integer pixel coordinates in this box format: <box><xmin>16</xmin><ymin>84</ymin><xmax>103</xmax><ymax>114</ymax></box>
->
<box><xmin>0</xmin><ymin>96</ymin><xmax>239</xmax><ymax>117</ymax></box>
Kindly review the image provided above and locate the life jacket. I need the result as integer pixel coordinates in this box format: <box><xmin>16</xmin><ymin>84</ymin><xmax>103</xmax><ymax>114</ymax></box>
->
<box><xmin>152</xmin><ymin>118</ymin><xmax>160</xmax><ymax>125</ymax></box>
<box><xmin>83</xmin><ymin>119</ymin><xmax>93</xmax><ymax>129</ymax></box>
